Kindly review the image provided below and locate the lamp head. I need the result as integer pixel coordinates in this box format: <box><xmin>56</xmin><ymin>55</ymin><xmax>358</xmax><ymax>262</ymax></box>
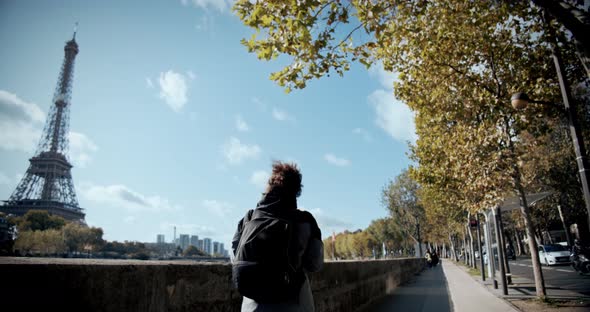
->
<box><xmin>511</xmin><ymin>92</ymin><xmax>530</xmax><ymax>110</ymax></box>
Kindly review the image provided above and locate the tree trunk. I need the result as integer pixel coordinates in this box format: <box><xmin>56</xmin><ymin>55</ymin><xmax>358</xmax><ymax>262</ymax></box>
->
<box><xmin>536</xmin><ymin>226</ymin><xmax>544</xmax><ymax>246</ymax></box>
<box><xmin>516</xmin><ymin>179</ymin><xmax>547</xmax><ymax>298</ymax></box>
<box><xmin>449</xmin><ymin>233</ymin><xmax>458</xmax><ymax>261</ymax></box>
<box><xmin>506</xmin><ymin>229</ymin><xmax>515</xmax><ymax>258</ymax></box>
<box><xmin>514</xmin><ymin>230</ymin><xmax>522</xmax><ymax>256</ymax></box>
<box><xmin>557</xmin><ymin>205</ymin><xmax>572</xmax><ymax>247</ymax></box>
<box><xmin>521</xmin><ymin>230</ymin><xmax>529</xmax><ymax>255</ymax></box>
<box><xmin>469</xmin><ymin>217</ymin><xmax>477</xmax><ymax>268</ymax></box>
<box><xmin>463</xmin><ymin>229</ymin><xmax>468</xmax><ymax>265</ymax></box>
<box><xmin>471</xmin><ymin>231</ymin><xmax>476</xmax><ymax>268</ymax></box>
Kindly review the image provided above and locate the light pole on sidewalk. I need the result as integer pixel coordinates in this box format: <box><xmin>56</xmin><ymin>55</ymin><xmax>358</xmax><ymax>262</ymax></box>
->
<box><xmin>493</xmin><ymin>206</ymin><xmax>508</xmax><ymax>296</ymax></box>
<box><xmin>476</xmin><ymin>213</ymin><xmax>486</xmax><ymax>281</ymax></box>
<box><xmin>483</xmin><ymin>211</ymin><xmax>498</xmax><ymax>289</ymax></box>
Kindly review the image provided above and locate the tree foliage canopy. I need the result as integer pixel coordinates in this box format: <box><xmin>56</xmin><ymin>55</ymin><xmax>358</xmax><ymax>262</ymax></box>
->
<box><xmin>235</xmin><ymin>1</ymin><xmax>589</xmax><ymax>296</ymax></box>
<box><xmin>382</xmin><ymin>168</ymin><xmax>424</xmax><ymax>242</ymax></box>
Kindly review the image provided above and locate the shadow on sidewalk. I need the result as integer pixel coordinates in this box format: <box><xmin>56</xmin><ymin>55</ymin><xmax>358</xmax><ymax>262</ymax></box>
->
<box><xmin>361</xmin><ymin>265</ymin><xmax>451</xmax><ymax>312</ymax></box>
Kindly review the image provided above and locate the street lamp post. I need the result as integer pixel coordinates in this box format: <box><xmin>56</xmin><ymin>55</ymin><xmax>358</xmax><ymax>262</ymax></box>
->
<box><xmin>493</xmin><ymin>206</ymin><xmax>509</xmax><ymax>296</ymax></box>
<box><xmin>511</xmin><ymin>43</ymin><xmax>590</xmax><ymax>234</ymax></box>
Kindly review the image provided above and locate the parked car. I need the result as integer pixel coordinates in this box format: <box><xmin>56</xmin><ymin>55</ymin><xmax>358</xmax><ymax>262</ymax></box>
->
<box><xmin>538</xmin><ymin>244</ymin><xmax>571</xmax><ymax>266</ymax></box>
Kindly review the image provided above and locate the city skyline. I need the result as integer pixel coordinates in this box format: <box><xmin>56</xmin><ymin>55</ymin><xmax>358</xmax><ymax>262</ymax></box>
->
<box><xmin>0</xmin><ymin>0</ymin><xmax>414</xmax><ymax>249</ymax></box>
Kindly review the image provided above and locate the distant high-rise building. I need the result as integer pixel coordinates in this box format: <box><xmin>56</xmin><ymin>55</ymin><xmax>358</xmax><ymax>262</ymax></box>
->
<box><xmin>197</xmin><ymin>239</ymin><xmax>204</xmax><ymax>251</ymax></box>
<box><xmin>157</xmin><ymin>234</ymin><xmax>165</xmax><ymax>244</ymax></box>
<box><xmin>204</xmin><ymin>238</ymin><xmax>212</xmax><ymax>255</ymax></box>
<box><xmin>190</xmin><ymin>235</ymin><xmax>199</xmax><ymax>247</ymax></box>
<box><xmin>179</xmin><ymin>234</ymin><xmax>190</xmax><ymax>250</ymax></box>
<box><xmin>219</xmin><ymin>243</ymin><xmax>224</xmax><ymax>256</ymax></box>
<box><xmin>213</xmin><ymin>241</ymin><xmax>220</xmax><ymax>255</ymax></box>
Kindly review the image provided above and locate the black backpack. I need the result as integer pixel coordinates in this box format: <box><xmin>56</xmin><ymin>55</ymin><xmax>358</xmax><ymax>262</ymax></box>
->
<box><xmin>232</xmin><ymin>209</ymin><xmax>304</xmax><ymax>303</ymax></box>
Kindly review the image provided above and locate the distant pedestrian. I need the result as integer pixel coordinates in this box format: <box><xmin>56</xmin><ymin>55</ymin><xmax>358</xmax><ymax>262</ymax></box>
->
<box><xmin>232</xmin><ymin>161</ymin><xmax>324</xmax><ymax>312</ymax></box>
<box><xmin>431</xmin><ymin>250</ymin><xmax>439</xmax><ymax>267</ymax></box>
<box><xmin>425</xmin><ymin>250</ymin><xmax>433</xmax><ymax>268</ymax></box>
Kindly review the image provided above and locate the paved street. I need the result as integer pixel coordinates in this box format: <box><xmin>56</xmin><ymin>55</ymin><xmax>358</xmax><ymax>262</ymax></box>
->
<box><xmin>506</xmin><ymin>258</ymin><xmax>590</xmax><ymax>296</ymax></box>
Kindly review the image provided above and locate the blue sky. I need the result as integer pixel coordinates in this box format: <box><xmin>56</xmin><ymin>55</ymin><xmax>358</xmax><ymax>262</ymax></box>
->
<box><xmin>0</xmin><ymin>0</ymin><xmax>415</xmax><ymax>248</ymax></box>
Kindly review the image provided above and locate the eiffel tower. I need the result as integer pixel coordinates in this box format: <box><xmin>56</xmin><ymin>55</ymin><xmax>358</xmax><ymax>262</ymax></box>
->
<box><xmin>1</xmin><ymin>30</ymin><xmax>85</xmax><ymax>222</ymax></box>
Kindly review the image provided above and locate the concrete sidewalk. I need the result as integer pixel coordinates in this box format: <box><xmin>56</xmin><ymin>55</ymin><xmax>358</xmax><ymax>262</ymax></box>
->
<box><xmin>443</xmin><ymin>260</ymin><xmax>519</xmax><ymax>312</ymax></box>
<box><xmin>362</xmin><ymin>263</ymin><xmax>451</xmax><ymax>312</ymax></box>
<box><xmin>364</xmin><ymin>260</ymin><xmax>518</xmax><ymax>312</ymax></box>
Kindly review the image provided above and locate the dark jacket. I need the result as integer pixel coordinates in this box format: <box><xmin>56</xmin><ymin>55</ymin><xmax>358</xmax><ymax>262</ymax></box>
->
<box><xmin>232</xmin><ymin>191</ymin><xmax>324</xmax><ymax>312</ymax></box>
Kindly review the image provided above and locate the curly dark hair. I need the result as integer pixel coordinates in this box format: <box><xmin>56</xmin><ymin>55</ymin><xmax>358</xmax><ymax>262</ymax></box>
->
<box><xmin>266</xmin><ymin>161</ymin><xmax>303</xmax><ymax>197</ymax></box>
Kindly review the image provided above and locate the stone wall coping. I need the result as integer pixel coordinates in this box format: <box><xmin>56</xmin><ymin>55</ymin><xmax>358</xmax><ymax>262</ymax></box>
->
<box><xmin>0</xmin><ymin>256</ymin><xmax>419</xmax><ymax>266</ymax></box>
<box><xmin>0</xmin><ymin>257</ymin><xmax>228</xmax><ymax>266</ymax></box>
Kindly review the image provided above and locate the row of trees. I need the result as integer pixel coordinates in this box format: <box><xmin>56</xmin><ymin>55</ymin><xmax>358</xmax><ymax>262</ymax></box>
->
<box><xmin>322</xmin><ymin>217</ymin><xmax>416</xmax><ymax>260</ymax></box>
<box><xmin>1</xmin><ymin>210</ymin><xmax>218</xmax><ymax>260</ymax></box>
<box><xmin>233</xmin><ymin>0</ymin><xmax>590</xmax><ymax>299</ymax></box>
<box><xmin>2</xmin><ymin>210</ymin><xmax>105</xmax><ymax>256</ymax></box>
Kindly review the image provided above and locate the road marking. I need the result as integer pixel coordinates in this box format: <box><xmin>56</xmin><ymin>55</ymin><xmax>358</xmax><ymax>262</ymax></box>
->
<box><xmin>556</xmin><ymin>269</ymin><xmax>572</xmax><ymax>273</ymax></box>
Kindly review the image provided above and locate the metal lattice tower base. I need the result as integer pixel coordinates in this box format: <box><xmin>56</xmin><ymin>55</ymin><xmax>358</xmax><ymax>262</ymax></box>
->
<box><xmin>1</xmin><ymin>31</ymin><xmax>85</xmax><ymax>222</ymax></box>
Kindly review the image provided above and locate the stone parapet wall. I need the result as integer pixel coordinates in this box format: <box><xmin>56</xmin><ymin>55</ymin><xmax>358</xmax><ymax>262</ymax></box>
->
<box><xmin>0</xmin><ymin>257</ymin><xmax>423</xmax><ymax>311</ymax></box>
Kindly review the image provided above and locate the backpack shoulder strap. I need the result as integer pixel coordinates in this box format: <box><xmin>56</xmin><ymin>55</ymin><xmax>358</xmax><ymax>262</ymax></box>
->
<box><xmin>244</xmin><ymin>209</ymin><xmax>255</xmax><ymax>222</ymax></box>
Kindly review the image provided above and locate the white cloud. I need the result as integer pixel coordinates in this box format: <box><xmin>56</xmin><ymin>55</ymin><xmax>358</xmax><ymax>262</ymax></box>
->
<box><xmin>195</xmin><ymin>15</ymin><xmax>213</xmax><ymax>32</ymax></box>
<box><xmin>68</xmin><ymin>131</ymin><xmax>98</xmax><ymax>168</ymax></box>
<box><xmin>0</xmin><ymin>91</ymin><xmax>98</xmax><ymax>163</ymax></box>
<box><xmin>300</xmin><ymin>207</ymin><xmax>354</xmax><ymax>234</ymax></box>
<box><xmin>367</xmin><ymin>63</ymin><xmax>416</xmax><ymax>143</ymax></box>
<box><xmin>80</xmin><ymin>183</ymin><xmax>180</xmax><ymax>212</ymax></box>
<box><xmin>158</xmin><ymin>70</ymin><xmax>188</xmax><ymax>112</ymax></box>
<box><xmin>187</xmin><ymin>70</ymin><xmax>196</xmax><ymax>80</ymax></box>
<box><xmin>0</xmin><ymin>90</ymin><xmax>45</xmax><ymax>123</ymax></box>
<box><xmin>146</xmin><ymin>77</ymin><xmax>154</xmax><ymax>88</ymax></box>
<box><xmin>272</xmin><ymin>108</ymin><xmax>294</xmax><ymax>122</ymax></box>
<box><xmin>0</xmin><ymin>120</ymin><xmax>41</xmax><ymax>153</ymax></box>
<box><xmin>369</xmin><ymin>89</ymin><xmax>417</xmax><ymax>143</ymax></box>
<box><xmin>160</xmin><ymin>221</ymin><xmax>216</xmax><ymax>237</ymax></box>
<box><xmin>235</xmin><ymin>115</ymin><xmax>250</xmax><ymax>132</ymax></box>
<box><xmin>0</xmin><ymin>90</ymin><xmax>45</xmax><ymax>153</ymax></box>
<box><xmin>203</xmin><ymin>199</ymin><xmax>234</xmax><ymax>217</ymax></box>
<box><xmin>324</xmin><ymin>153</ymin><xmax>351</xmax><ymax>167</ymax></box>
<box><xmin>182</xmin><ymin>0</ymin><xmax>231</xmax><ymax>12</ymax></box>
<box><xmin>222</xmin><ymin>137</ymin><xmax>261</xmax><ymax>165</ymax></box>
<box><xmin>252</xmin><ymin>97</ymin><xmax>267</xmax><ymax>112</ymax></box>
<box><xmin>353</xmin><ymin>128</ymin><xmax>372</xmax><ymax>142</ymax></box>
<box><xmin>250</xmin><ymin>170</ymin><xmax>269</xmax><ymax>190</ymax></box>
<box><xmin>369</xmin><ymin>63</ymin><xmax>397</xmax><ymax>90</ymax></box>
